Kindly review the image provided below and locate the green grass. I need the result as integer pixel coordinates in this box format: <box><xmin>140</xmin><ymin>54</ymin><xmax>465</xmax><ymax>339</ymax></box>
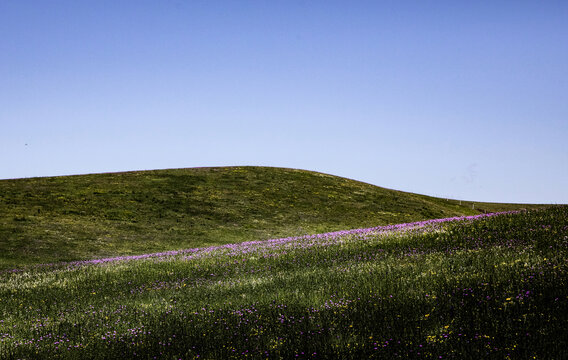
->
<box><xmin>0</xmin><ymin>166</ymin><xmax>547</xmax><ymax>270</ymax></box>
<box><xmin>1</xmin><ymin>207</ymin><xmax>566</xmax><ymax>359</ymax></box>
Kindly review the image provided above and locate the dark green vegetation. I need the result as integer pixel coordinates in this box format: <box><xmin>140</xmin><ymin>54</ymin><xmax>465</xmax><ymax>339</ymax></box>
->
<box><xmin>1</xmin><ymin>207</ymin><xmax>567</xmax><ymax>359</ymax></box>
<box><xmin>0</xmin><ymin>166</ymin><xmax>546</xmax><ymax>270</ymax></box>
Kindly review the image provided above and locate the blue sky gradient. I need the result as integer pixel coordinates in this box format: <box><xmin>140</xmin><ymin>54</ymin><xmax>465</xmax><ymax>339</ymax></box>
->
<box><xmin>2</xmin><ymin>1</ymin><xmax>567</xmax><ymax>203</ymax></box>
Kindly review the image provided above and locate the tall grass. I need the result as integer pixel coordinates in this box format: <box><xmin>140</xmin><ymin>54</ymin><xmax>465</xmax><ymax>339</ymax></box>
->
<box><xmin>1</xmin><ymin>207</ymin><xmax>566</xmax><ymax>359</ymax></box>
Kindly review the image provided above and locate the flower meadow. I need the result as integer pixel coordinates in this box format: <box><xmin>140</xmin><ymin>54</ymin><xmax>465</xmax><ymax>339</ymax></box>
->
<box><xmin>1</xmin><ymin>207</ymin><xmax>567</xmax><ymax>359</ymax></box>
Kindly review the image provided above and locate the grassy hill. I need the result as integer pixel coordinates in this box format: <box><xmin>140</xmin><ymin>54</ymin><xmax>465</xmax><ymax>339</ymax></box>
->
<box><xmin>0</xmin><ymin>166</ymin><xmax>546</xmax><ymax>269</ymax></box>
<box><xmin>2</xmin><ymin>207</ymin><xmax>567</xmax><ymax>358</ymax></box>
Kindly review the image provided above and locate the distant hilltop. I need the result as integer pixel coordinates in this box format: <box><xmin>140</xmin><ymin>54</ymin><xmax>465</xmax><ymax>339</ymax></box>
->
<box><xmin>0</xmin><ymin>166</ymin><xmax>548</xmax><ymax>270</ymax></box>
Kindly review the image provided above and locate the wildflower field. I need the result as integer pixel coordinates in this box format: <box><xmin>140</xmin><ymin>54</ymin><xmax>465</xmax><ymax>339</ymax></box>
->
<box><xmin>1</xmin><ymin>206</ymin><xmax>567</xmax><ymax>359</ymax></box>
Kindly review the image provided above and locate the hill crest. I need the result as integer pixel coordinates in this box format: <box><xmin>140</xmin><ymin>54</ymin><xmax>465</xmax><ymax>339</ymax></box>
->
<box><xmin>0</xmin><ymin>166</ymin><xmax>545</xmax><ymax>269</ymax></box>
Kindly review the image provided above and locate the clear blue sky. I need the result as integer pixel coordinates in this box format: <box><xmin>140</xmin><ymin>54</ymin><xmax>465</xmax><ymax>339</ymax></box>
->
<box><xmin>1</xmin><ymin>1</ymin><xmax>567</xmax><ymax>203</ymax></box>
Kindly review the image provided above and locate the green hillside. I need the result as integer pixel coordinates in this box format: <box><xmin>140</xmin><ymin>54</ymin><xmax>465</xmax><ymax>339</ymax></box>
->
<box><xmin>0</xmin><ymin>166</ymin><xmax>546</xmax><ymax>269</ymax></box>
<box><xmin>2</xmin><ymin>207</ymin><xmax>567</xmax><ymax>359</ymax></box>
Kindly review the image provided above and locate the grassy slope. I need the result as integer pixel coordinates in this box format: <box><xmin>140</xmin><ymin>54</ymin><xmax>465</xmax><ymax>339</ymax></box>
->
<box><xmin>2</xmin><ymin>207</ymin><xmax>567</xmax><ymax>359</ymax></box>
<box><xmin>0</xmin><ymin>166</ymin><xmax>546</xmax><ymax>269</ymax></box>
